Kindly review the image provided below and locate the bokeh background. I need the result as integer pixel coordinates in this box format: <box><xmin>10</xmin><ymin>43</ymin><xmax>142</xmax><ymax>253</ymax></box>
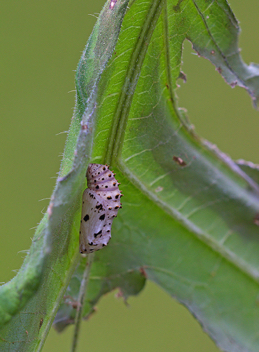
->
<box><xmin>1</xmin><ymin>1</ymin><xmax>258</xmax><ymax>351</ymax></box>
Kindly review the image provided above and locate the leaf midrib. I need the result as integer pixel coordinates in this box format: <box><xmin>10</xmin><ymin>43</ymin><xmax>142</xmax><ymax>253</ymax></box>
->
<box><xmin>105</xmin><ymin>0</ymin><xmax>165</xmax><ymax>165</ymax></box>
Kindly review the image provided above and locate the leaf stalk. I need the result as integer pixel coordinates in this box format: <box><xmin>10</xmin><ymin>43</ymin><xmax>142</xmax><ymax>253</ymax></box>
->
<box><xmin>70</xmin><ymin>253</ymin><xmax>95</xmax><ymax>352</ymax></box>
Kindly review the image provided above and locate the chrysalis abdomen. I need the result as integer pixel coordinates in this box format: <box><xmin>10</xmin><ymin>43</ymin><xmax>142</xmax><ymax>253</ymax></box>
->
<box><xmin>79</xmin><ymin>164</ymin><xmax>122</xmax><ymax>254</ymax></box>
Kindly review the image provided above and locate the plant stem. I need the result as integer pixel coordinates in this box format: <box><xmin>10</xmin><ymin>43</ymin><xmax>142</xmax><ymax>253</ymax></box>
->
<box><xmin>70</xmin><ymin>253</ymin><xmax>95</xmax><ymax>352</ymax></box>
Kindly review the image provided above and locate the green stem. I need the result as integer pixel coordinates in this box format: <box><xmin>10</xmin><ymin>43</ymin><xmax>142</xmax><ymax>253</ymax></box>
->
<box><xmin>70</xmin><ymin>253</ymin><xmax>95</xmax><ymax>352</ymax></box>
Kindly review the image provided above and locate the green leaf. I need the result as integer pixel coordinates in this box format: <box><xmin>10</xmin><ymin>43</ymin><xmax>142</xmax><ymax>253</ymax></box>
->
<box><xmin>1</xmin><ymin>0</ymin><xmax>259</xmax><ymax>352</ymax></box>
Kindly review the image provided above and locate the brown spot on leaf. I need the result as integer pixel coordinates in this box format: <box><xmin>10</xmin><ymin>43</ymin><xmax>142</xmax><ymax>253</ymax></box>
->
<box><xmin>39</xmin><ymin>318</ymin><xmax>44</xmax><ymax>330</ymax></box>
<box><xmin>140</xmin><ymin>267</ymin><xmax>147</xmax><ymax>278</ymax></box>
<box><xmin>173</xmin><ymin>156</ymin><xmax>187</xmax><ymax>167</ymax></box>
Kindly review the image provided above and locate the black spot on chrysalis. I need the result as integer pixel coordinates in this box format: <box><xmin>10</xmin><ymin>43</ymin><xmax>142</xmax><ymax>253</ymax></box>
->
<box><xmin>84</xmin><ymin>214</ymin><xmax>89</xmax><ymax>221</ymax></box>
<box><xmin>94</xmin><ymin>230</ymin><xmax>102</xmax><ymax>238</ymax></box>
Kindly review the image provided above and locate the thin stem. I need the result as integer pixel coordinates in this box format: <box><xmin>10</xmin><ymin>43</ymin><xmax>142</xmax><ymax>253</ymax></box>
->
<box><xmin>70</xmin><ymin>253</ymin><xmax>95</xmax><ymax>352</ymax></box>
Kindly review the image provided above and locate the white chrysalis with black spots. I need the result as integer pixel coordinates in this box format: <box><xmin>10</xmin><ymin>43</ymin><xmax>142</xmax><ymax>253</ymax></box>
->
<box><xmin>79</xmin><ymin>164</ymin><xmax>122</xmax><ymax>254</ymax></box>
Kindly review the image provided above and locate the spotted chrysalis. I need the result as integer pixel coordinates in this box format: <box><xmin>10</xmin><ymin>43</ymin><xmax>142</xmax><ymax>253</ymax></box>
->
<box><xmin>79</xmin><ymin>164</ymin><xmax>122</xmax><ymax>254</ymax></box>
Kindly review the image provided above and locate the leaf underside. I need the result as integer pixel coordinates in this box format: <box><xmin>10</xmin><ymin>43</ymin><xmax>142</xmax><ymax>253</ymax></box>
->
<box><xmin>1</xmin><ymin>1</ymin><xmax>259</xmax><ymax>352</ymax></box>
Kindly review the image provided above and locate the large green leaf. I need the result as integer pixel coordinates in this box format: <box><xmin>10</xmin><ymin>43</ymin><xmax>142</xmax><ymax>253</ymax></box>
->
<box><xmin>1</xmin><ymin>0</ymin><xmax>259</xmax><ymax>351</ymax></box>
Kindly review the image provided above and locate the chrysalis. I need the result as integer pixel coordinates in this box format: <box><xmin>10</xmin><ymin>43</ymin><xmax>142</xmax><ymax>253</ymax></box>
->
<box><xmin>79</xmin><ymin>164</ymin><xmax>122</xmax><ymax>254</ymax></box>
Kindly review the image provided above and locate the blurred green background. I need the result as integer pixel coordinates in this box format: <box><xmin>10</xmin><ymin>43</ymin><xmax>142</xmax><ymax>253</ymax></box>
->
<box><xmin>1</xmin><ymin>1</ymin><xmax>258</xmax><ymax>351</ymax></box>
